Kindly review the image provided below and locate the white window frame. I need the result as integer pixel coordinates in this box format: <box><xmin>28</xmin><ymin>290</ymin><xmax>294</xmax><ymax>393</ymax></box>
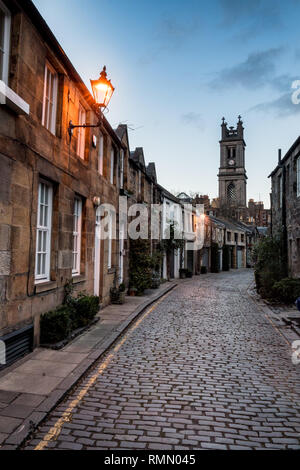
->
<box><xmin>35</xmin><ymin>180</ymin><xmax>53</xmax><ymax>283</ymax></box>
<box><xmin>72</xmin><ymin>197</ymin><xmax>82</xmax><ymax>276</ymax></box>
<box><xmin>42</xmin><ymin>61</ymin><xmax>58</xmax><ymax>134</ymax></box>
<box><xmin>98</xmin><ymin>133</ymin><xmax>104</xmax><ymax>175</ymax></box>
<box><xmin>107</xmin><ymin>212</ymin><xmax>112</xmax><ymax>269</ymax></box>
<box><xmin>120</xmin><ymin>149</ymin><xmax>124</xmax><ymax>189</ymax></box>
<box><xmin>77</xmin><ymin>103</ymin><xmax>86</xmax><ymax>159</ymax></box>
<box><xmin>0</xmin><ymin>0</ymin><xmax>11</xmax><ymax>84</ymax></box>
<box><xmin>297</xmin><ymin>157</ymin><xmax>300</xmax><ymax>198</ymax></box>
<box><xmin>110</xmin><ymin>147</ymin><xmax>114</xmax><ymax>184</ymax></box>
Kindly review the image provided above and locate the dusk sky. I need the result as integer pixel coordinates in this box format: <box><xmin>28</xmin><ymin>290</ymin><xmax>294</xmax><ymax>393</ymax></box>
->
<box><xmin>33</xmin><ymin>0</ymin><xmax>300</xmax><ymax>208</ymax></box>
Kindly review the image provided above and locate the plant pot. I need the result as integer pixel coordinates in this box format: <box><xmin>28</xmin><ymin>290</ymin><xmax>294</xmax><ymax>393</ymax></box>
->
<box><xmin>129</xmin><ymin>288</ymin><xmax>137</xmax><ymax>296</ymax></box>
<box><xmin>110</xmin><ymin>291</ymin><xmax>125</xmax><ymax>304</ymax></box>
<box><xmin>151</xmin><ymin>277</ymin><xmax>160</xmax><ymax>289</ymax></box>
<box><xmin>186</xmin><ymin>271</ymin><xmax>193</xmax><ymax>278</ymax></box>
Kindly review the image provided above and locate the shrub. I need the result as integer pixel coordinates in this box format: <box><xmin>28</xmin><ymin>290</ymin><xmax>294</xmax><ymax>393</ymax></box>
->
<box><xmin>252</xmin><ymin>233</ymin><xmax>287</xmax><ymax>299</ymax></box>
<box><xmin>71</xmin><ymin>293</ymin><xmax>99</xmax><ymax>328</ymax></box>
<box><xmin>119</xmin><ymin>282</ymin><xmax>126</xmax><ymax>292</ymax></box>
<box><xmin>40</xmin><ymin>306</ymin><xmax>72</xmax><ymax>344</ymax></box>
<box><xmin>272</xmin><ymin>278</ymin><xmax>300</xmax><ymax>303</ymax></box>
<box><xmin>129</xmin><ymin>239</ymin><xmax>153</xmax><ymax>294</ymax></box>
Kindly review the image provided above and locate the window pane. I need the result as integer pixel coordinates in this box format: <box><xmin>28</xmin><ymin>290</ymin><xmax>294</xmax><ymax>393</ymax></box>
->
<box><xmin>38</xmin><ymin>230</ymin><xmax>42</xmax><ymax>252</ymax></box>
<box><xmin>41</xmin><ymin>253</ymin><xmax>46</xmax><ymax>275</ymax></box>
<box><xmin>37</xmin><ymin>253</ymin><xmax>41</xmax><ymax>275</ymax></box>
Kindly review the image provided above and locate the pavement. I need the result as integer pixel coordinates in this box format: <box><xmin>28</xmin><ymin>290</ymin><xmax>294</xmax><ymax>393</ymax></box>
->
<box><xmin>0</xmin><ymin>281</ymin><xmax>176</xmax><ymax>449</ymax></box>
<box><xmin>19</xmin><ymin>269</ymin><xmax>300</xmax><ymax>451</ymax></box>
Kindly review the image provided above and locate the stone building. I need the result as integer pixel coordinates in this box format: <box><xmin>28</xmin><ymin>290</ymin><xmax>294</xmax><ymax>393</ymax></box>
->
<box><xmin>248</xmin><ymin>199</ymin><xmax>271</xmax><ymax>227</ymax></box>
<box><xmin>269</xmin><ymin>138</ymin><xmax>300</xmax><ymax>278</ymax></box>
<box><xmin>0</xmin><ymin>0</ymin><xmax>125</xmax><ymax>353</ymax></box>
<box><xmin>218</xmin><ymin>116</ymin><xmax>247</xmax><ymax>211</ymax></box>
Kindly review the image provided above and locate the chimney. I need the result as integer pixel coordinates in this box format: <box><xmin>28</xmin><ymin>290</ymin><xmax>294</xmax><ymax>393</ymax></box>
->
<box><xmin>278</xmin><ymin>148</ymin><xmax>282</xmax><ymax>164</ymax></box>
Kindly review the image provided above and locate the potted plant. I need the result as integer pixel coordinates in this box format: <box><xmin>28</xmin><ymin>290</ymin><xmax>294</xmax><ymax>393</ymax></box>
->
<box><xmin>110</xmin><ymin>274</ymin><xmax>126</xmax><ymax>304</ymax></box>
<box><xmin>129</xmin><ymin>286</ymin><xmax>137</xmax><ymax>296</ymax></box>
<box><xmin>151</xmin><ymin>272</ymin><xmax>161</xmax><ymax>289</ymax></box>
<box><xmin>186</xmin><ymin>270</ymin><xmax>193</xmax><ymax>278</ymax></box>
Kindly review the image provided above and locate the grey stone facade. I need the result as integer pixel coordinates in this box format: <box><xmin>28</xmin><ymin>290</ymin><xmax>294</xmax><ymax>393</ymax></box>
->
<box><xmin>269</xmin><ymin>137</ymin><xmax>300</xmax><ymax>278</ymax></box>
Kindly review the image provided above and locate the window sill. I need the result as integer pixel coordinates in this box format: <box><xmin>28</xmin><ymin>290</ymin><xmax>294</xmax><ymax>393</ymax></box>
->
<box><xmin>35</xmin><ymin>280</ymin><xmax>57</xmax><ymax>294</ymax></box>
<box><xmin>0</xmin><ymin>80</ymin><xmax>30</xmax><ymax>115</ymax></box>
<box><xmin>72</xmin><ymin>274</ymin><xmax>86</xmax><ymax>284</ymax></box>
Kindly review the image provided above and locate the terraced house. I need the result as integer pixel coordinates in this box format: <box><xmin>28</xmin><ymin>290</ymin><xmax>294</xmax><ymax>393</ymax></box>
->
<box><xmin>0</xmin><ymin>0</ymin><xmax>126</xmax><ymax>354</ymax></box>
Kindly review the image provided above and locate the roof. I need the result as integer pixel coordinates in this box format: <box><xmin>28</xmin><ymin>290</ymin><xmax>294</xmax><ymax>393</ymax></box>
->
<box><xmin>17</xmin><ymin>0</ymin><xmax>123</xmax><ymax>147</ymax></box>
<box><xmin>213</xmin><ymin>217</ymin><xmax>248</xmax><ymax>232</ymax></box>
<box><xmin>208</xmin><ymin>216</ymin><xmax>226</xmax><ymax>229</ymax></box>
<box><xmin>130</xmin><ymin>147</ymin><xmax>145</xmax><ymax>168</ymax></box>
<box><xmin>157</xmin><ymin>184</ymin><xmax>180</xmax><ymax>203</ymax></box>
<box><xmin>268</xmin><ymin>135</ymin><xmax>300</xmax><ymax>178</ymax></box>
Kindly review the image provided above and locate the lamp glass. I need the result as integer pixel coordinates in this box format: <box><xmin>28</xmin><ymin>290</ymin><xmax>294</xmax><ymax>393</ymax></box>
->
<box><xmin>90</xmin><ymin>67</ymin><xmax>115</xmax><ymax>108</ymax></box>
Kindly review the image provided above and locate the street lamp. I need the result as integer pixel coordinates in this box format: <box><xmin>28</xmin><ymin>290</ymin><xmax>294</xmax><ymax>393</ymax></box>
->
<box><xmin>68</xmin><ymin>65</ymin><xmax>115</xmax><ymax>138</ymax></box>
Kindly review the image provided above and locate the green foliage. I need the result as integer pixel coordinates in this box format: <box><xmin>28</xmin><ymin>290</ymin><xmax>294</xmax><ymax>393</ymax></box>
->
<box><xmin>40</xmin><ymin>307</ymin><xmax>72</xmax><ymax>344</ymax></box>
<box><xmin>70</xmin><ymin>292</ymin><xmax>99</xmax><ymax>328</ymax></box>
<box><xmin>119</xmin><ymin>282</ymin><xmax>126</xmax><ymax>292</ymax></box>
<box><xmin>40</xmin><ymin>284</ymin><xmax>99</xmax><ymax>344</ymax></box>
<box><xmin>129</xmin><ymin>239</ymin><xmax>153</xmax><ymax>294</ymax></box>
<box><xmin>222</xmin><ymin>245</ymin><xmax>230</xmax><ymax>271</ymax></box>
<box><xmin>252</xmin><ymin>233</ymin><xmax>287</xmax><ymax>299</ymax></box>
<box><xmin>272</xmin><ymin>278</ymin><xmax>300</xmax><ymax>303</ymax></box>
<box><xmin>161</xmin><ymin>221</ymin><xmax>184</xmax><ymax>254</ymax></box>
<box><xmin>211</xmin><ymin>243</ymin><xmax>220</xmax><ymax>273</ymax></box>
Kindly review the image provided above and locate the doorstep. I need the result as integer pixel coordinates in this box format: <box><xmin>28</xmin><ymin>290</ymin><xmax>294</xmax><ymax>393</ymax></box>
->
<box><xmin>0</xmin><ymin>281</ymin><xmax>177</xmax><ymax>449</ymax></box>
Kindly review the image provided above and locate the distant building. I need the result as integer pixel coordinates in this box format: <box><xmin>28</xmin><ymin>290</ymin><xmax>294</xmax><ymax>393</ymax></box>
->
<box><xmin>218</xmin><ymin>116</ymin><xmax>247</xmax><ymax>210</ymax></box>
<box><xmin>248</xmin><ymin>199</ymin><xmax>271</xmax><ymax>227</ymax></box>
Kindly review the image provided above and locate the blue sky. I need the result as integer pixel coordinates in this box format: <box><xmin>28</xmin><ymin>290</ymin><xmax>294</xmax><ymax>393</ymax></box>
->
<box><xmin>33</xmin><ymin>0</ymin><xmax>300</xmax><ymax>208</ymax></box>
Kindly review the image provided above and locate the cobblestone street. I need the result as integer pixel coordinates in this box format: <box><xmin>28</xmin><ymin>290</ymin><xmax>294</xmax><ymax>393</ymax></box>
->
<box><xmin>24</xmin><ymin>270</ymin><xmax>300</xmax><ymax>450</ymax></box>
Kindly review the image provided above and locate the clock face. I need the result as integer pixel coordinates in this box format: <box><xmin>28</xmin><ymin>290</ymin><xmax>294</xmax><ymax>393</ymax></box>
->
<box><xmin>228</xmin><ymin>159</ymin><xmax>235</xmax><ymax>166</ymax></box>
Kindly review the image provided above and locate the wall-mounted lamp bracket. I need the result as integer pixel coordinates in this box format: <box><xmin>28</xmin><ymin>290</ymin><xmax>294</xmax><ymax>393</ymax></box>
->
<box><xmin>68</xmin><ymin>111</ymin><xmax>103</xmax><ymax>139</ymax></box>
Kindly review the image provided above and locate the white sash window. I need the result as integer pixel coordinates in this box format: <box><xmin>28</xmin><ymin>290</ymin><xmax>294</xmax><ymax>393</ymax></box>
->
<box><xmin>72</xmin><ymin>197</ymin><xmax>82</xmax><ymax>275</ymax></box>
<box><xmin>35</xmin><ymin>181</ymin><xmax>53</xmax><ymax>283</ymax></box>
<box><xmin>42</xmin><ymin>61</ymin><xmax>58</xmax><ymax>134</ymax></box>
<box><xmin>0</xmin><ymin>0</ymin><xmax>11</xmax><ymax>84</ymax></box>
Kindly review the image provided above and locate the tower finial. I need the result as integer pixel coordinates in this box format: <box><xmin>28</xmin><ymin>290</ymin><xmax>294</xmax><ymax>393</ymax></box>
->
<box><xmin>238</xmin><ymin>115</ymin><xmax>242</xmax><ymax>122</ymax></box>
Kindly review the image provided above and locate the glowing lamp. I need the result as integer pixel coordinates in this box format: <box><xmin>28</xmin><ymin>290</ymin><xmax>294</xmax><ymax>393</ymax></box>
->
<box><xmin>90</xmin><ymin>66</ymin><xmax>115</xmax><ymax>109</ymax></box>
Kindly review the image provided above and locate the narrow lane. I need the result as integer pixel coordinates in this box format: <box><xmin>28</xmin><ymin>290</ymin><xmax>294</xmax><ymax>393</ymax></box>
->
<box><xmin>25</xmin><ymin>270</ymin><xmax>300</xmax><ymax>450</ymax></box>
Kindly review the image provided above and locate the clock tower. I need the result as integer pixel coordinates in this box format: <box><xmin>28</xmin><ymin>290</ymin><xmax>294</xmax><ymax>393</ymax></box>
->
<box><xmin>218</xmin><ymin>116</ymin><xmax>247</xmax><ymax>208</ymax></box>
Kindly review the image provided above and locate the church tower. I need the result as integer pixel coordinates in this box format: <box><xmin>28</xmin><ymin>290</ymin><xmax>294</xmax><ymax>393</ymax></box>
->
<box><xmin>218</xmin><ymin>116</ymin><xmax>247</xmax><ymax>208</ymax></box>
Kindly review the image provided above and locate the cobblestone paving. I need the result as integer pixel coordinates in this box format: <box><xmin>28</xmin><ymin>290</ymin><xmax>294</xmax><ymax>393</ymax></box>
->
<box><xmin>24</xmin><ymin>270</ymin><xmax>300</xmax><ymax>450</ymax></box>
